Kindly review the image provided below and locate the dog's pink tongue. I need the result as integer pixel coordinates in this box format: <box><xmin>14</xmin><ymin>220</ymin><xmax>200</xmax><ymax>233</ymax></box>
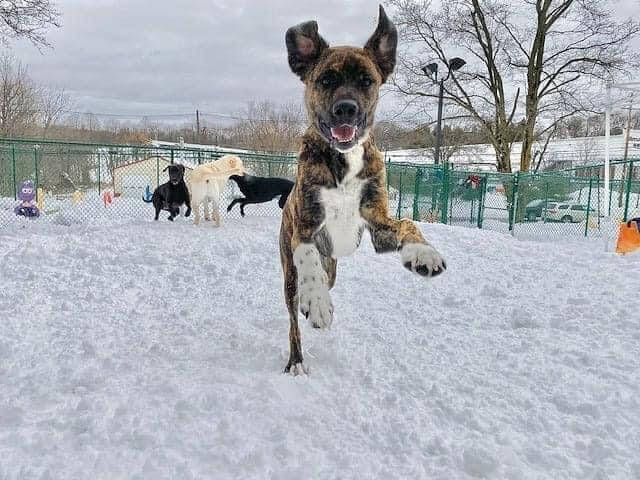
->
<box><xmin>331</xmin><ymin>125</ymin><xmax>356</xmax><ymax>143</ymax></box>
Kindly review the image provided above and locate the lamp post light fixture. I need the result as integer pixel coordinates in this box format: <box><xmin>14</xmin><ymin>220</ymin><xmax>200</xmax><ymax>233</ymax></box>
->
<box><xmin>422</xmin><ymin>57</ymin><xmax>466</xmax><ymax>165</ymax></box>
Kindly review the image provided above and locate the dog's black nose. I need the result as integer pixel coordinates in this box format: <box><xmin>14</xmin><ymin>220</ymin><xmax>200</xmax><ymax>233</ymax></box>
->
<box><xmin>332</xmin><ymin>100</ymin><xmax>359</xmax><ymax>124</ymax></box>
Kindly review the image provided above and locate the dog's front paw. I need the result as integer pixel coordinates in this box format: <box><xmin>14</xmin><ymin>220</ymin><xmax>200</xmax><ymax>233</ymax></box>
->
<box><xmin>299</xmin><ymin>279</ymin><xmax>333</xmax><ymax>329</ymax></box>
<box><xmin>185</xmin><ymin>208</ymin><xmax>191</xmax><ymax>217</ymax></box>
<box><xmin>401</xmin><ymin>243</ymin><xmax>446</xmax><ymax>278</ymax></box>
<box><xmin>284</xmin><ymin>361</ymin><xmax>308</xmax><ymax>376</ymax></box>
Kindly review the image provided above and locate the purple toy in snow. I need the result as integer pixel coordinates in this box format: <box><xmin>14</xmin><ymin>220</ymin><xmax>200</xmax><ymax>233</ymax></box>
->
<box><xmin>14</xmin><ymin>180</ymin><xmax>40</xmax><ymax>217</ymax></box>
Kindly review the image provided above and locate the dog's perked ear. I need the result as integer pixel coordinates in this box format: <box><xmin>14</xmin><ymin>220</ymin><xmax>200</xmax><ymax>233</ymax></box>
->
<box><xmin>364</xmin><ymin>5</ymin><xmax>398</xmax><ymax>83</ymax></box>
<box><xmin>179</xmin><ymin>164</ymin><xmax>185</xmax><ymax>173</ymax></box>
<box><xmin>285</xmin><ymin>20</ymin><xmax>329</xmax><ymax>81</ymax></box>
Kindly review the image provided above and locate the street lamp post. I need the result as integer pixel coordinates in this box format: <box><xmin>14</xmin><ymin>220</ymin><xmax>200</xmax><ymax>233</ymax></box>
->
<box><xmin>422</xmin><ymin>57</ymin><xmax>466</xmax><ymax>165</ymax></box>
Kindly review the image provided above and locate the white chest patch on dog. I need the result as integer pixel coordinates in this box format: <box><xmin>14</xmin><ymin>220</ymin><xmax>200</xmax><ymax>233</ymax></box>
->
<box><xmin>319</xmin><ymin>145</ymin><xmax>366</xmax><ymax>258</ymax></box>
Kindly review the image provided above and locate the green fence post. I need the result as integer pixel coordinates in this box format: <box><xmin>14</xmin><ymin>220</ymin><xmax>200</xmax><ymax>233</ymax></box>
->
<box><xmin>509</xmin><ymin>172</ymin><xmax>520</xmax><ymax>232</ymax></box>
<box><xmin>34</xmin><ymin>146</ymin><xmax>39</xmax><ymax>201</ymax></box>
<box><xmin>430</xmin><ymin>166</ymin><xmax>439</xmax><ymax>216</ymax></box>
<box><xmin>584</xmin><ymin>177</ymin><xmax>593</xmax><ymax>238</ymax></box>
<box><xmin>11</xmin><ymin>145</ymin><xmax>16</xmax><ymax>200</ymax></box>
<box><xmin>170</xmin><ymin>148</ymin><xmax>174</xmax><ymax>165</ymax></box>
<box><xmin>396</xmin><ymin>167</ymin><xmax>403</xmax><ymax>219</ymax></box>
<box><xmin>623</xmin><ymin>160</ymin><xmax>633</xmax><ymax>222</ymax></box>
<box><xmin>477</xmin><ymin>176</ymin><xmax>487</xmax><ymax>228</ymax></box>
<box><xmin>412</xmin><ymin>168</ymin><xmax>422</xmax><ymax>221</ymax></box>
<box><xmin>386</xmin><ymin>163</ymin><xmax>391</xmax><ymax>194</ymax></box>
<box><xmin>440</xmin><ymin>162</ymin><xmax>450</xmax><ymax>224</ymax></box>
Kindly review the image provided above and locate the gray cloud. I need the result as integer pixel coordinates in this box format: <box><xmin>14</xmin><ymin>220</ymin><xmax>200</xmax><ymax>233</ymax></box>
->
<box><xmin>11</xmin><ymin>0</ymin><xmax>639</xmax><ymax>124</ymax></box>
<box><xmin>11</xmin><ymin>0</ymin><xmax>388</xmax><ymax>116</ymax></box>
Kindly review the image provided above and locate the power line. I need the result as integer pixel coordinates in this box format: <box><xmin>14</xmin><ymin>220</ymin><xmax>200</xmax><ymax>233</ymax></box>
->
<box><xmin>51</xmin><ymin>108</ymin><xmax>436</xmax><ymax>125</ymax></box>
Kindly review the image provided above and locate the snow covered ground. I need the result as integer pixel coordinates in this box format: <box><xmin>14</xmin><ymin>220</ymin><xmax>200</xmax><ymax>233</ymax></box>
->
<box><xmin>1</xmin><ymin>216</ymin><xmax>639</xmax><ymax>479</ymax></box>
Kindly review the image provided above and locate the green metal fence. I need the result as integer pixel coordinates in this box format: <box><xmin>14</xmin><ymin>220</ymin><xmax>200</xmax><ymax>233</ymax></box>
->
<box><xmin>1</xmin><ymin>138</ymin><xmax>639</xmax><ymax>245</ymax></box>
<box><xmin>0</xmin><ymin>139</ymin><xmax>297</xmax><ymax>225</ymax></box>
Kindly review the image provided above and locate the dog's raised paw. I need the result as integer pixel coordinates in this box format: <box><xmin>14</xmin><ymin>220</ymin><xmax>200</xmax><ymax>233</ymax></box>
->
<box><xmin>401</xmin><ymin>243</ymin><xmax>447</xmax><ymax>278</ymax></box>
<box><xmin>299</xmin><ymin>282</ymin><xmax>333</xmax><ymax>329</ymax></box>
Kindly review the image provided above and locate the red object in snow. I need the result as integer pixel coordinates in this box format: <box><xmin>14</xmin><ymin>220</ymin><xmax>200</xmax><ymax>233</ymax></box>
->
<box><xmin>102</xmin><ymin>191</ymin><xmax>113</xmax><ymax>207</ymax></box>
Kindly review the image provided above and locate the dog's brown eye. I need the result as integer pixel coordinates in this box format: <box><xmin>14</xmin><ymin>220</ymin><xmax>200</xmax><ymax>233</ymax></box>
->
<box><xmin>319</xmin><ymin>71</ymin><xmax>339</xmax><ymax>88</ymax></box>
<box><xmin>359</xmin><ymin>75</ymin><xmax>372</xmax><ymax>88</ymax></box>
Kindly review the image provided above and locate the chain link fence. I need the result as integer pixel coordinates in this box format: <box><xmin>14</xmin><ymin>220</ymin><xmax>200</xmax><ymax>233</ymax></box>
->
<box><xmin>1</xmin><ymin>138</ymin><xmax>638</xmax><ymax>247</ymax></box>
<box><xmin>0</xmin><ymin>139</ymin><xmax>296</xmax><ymax>226</ymax></box>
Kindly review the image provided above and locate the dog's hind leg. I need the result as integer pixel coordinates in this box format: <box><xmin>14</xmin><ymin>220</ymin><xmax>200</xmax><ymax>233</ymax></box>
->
<box><xmin>284</xmin><ymin>262</ymin><xmax>306</xmax><ymax>374</ymax></box>
<box><xmin>211</xmin><ymin>198</ymin><xmax>221</xmax><ymax>226</ymax></box>
<box><xmin>203</xmin><ymin>198</ymin><xmax>211</xmax><ymax>222</ymax></box>
<box><xmin>281</xmin><ymin>229</ymin><xmax>306</xmax><ymax>374</ymax></box>
<box><xmin>193</xmin><ymin>203</ymin><xmax>200</xmax><ymax>225</ymax></box>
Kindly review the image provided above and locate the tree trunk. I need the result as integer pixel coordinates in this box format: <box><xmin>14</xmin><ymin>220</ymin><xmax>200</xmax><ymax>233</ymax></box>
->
<box><xmin>520</xmin><ymin>123</ymin><xmax>536</xmax><ymax>172</ymax></box>
<box><xmin>495</xmin><ymin>142</ymin><xmax>512</xmax><ymax>173</ymax></box>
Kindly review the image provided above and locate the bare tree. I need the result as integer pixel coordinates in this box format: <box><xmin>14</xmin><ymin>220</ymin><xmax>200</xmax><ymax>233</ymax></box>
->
<box><xmin>227</xmin><ymin>101</ymin><xmax>304</xmax><ymax>152</ymax></box>
<box><xmin>564</xmin><ymin>116</ymin><xmax>584</xmax><ymax>138</ymax></box>
<box><xmin>389</xmin><ymin>0</ymin><xmax>640</xmax><ymax>172</ymax></box>
<box><xmin>0</xmin><ymin>54</ymin><xmax>38</xmax><ymax>136</ymax></box>
<box><xmin>38</xmin><ymin>85</ymin><xmax>70</xmax><ymax>138</ymax></box>
<box><xmin>0</xmin><ymin>0</ymin><xmax>60</xmax><ymax>48</ymax></box>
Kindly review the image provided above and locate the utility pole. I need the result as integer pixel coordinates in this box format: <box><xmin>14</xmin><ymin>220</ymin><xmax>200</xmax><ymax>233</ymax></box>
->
<box><xmin>618</xmin><ymin>96</ymin><xmax>634</xmax><ymax>207</ymax></box>
<box><xmin>196</xmin><ymin>109</ymin><xmax>201</xmax><ymax>144</ymax></box>
<box><xmin>434</xmin><ymin>78</ymin><xmax>444</xmax><ymax>165</ymax></box>
<box><xmin>422</xmin><ymin>57</ymin><xmax>466</xmax><ymax>165</ymax></box>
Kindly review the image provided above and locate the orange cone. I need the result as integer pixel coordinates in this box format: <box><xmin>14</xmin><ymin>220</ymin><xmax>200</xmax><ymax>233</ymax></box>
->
<box><xmin>616</xmin><ymin>218</ymin><xmax>640</xmax><ymax>254</ymax></box>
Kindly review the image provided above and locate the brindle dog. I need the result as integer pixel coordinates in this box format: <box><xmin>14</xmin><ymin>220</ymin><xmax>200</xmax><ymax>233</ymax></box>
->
<box><xmin>280</xmin><ymin>6</ymin><xmax>447</xmax><ymax>374</ymax></box>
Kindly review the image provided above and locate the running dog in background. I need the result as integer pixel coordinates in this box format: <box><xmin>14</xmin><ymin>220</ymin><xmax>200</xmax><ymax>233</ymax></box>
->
<box><xmin>280</xmin><ymin>6</ymin><xmax>447</xmax><ymax>374</ymax></box>
<box><xmin>227</xmin><ymin>174</ymin><xmax>294</xmax><ymax>216</ymax></box>
<box><xmin>190</xmin><ymin>155</ymin><xmax>245</xmax><ymax>226</ymax></box>
<box><xmin>143</xmin><ymin>164</ymin><xmax>191</xmax><ymax>221</ymax></box>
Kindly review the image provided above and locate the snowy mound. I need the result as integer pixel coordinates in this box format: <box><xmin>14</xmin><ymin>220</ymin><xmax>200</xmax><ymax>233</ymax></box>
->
<box><xmin>1</xmin><ymin>218</ymin><xmax>639</xmax><ymax>478</ymax></box>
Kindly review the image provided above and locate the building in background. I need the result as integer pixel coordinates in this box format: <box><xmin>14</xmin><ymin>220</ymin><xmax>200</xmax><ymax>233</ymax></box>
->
<box><xmin>385</xmin><ymin>130</ymin><xmax>640</xmax><ymax>172</ymax></box>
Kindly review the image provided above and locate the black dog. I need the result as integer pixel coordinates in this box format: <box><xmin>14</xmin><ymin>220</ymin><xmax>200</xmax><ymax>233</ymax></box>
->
<box><xmin>227</xmin><ymin>174</ymin><xmax>294</xmax><ymax>216</ymax></box>
<box><xmin>143</xmin><ymin>164</ymin><xmax>191</xmax><ymax>221</ymax></box>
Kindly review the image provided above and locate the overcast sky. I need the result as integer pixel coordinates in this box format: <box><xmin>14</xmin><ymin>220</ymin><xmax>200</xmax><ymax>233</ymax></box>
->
<box><xmin>10</xmin><ymin>0</ymin><xmax>388</xmax><ymax>120</ymax></box>
<box><xmin>8</xmin><ymin>0</ymin><xmax>640</xmax><ymax>124</ymax></box>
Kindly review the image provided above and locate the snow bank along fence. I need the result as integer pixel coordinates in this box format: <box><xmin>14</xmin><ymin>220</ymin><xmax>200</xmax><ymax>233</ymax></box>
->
<box><xmin>1</xmin><ymin>138</ymin><xmax>639</xmax><ymax>244</ymax></box>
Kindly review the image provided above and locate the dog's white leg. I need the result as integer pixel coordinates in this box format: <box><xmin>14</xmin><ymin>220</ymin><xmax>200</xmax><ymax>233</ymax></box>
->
<box><xmin>191</xmin><ymin>186</ymin><xmax>201</xmax><ymax>225</ymax></box>
<box><xmin>211</xmin><ymin>198</ymin><xmax>221</xmax><ymax>227</ymax></box>
<box><xmin>193</xmin><ymin>200</ymin><xmax>201</xmax><ymax>225</ymax></box>
<box><xmin>203</xmin><ymin>197</ymin><xmax>211</xmax><ymax>221</ymax></box>
<box><xmin>293</xmin><ymin>243</ymin><xmax>333</xmax><ymax>329</ymax></box>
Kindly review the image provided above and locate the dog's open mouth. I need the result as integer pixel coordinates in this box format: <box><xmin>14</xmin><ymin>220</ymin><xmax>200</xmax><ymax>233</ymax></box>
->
<box><xmin>330</xmin><ymin>124</ymin><xmax>357</xmax><ymax>143</ymax></box>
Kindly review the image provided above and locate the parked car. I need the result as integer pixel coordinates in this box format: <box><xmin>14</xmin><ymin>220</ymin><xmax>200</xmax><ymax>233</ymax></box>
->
<box><xmin>525</xmin><ymin>199</ymin><xmax>557</xmax><ymax>221</ymax></box>
<box><xmin>545</xmin><ymin>203</ymin><xmax>596</xmax><ymax>223</ymax></box>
